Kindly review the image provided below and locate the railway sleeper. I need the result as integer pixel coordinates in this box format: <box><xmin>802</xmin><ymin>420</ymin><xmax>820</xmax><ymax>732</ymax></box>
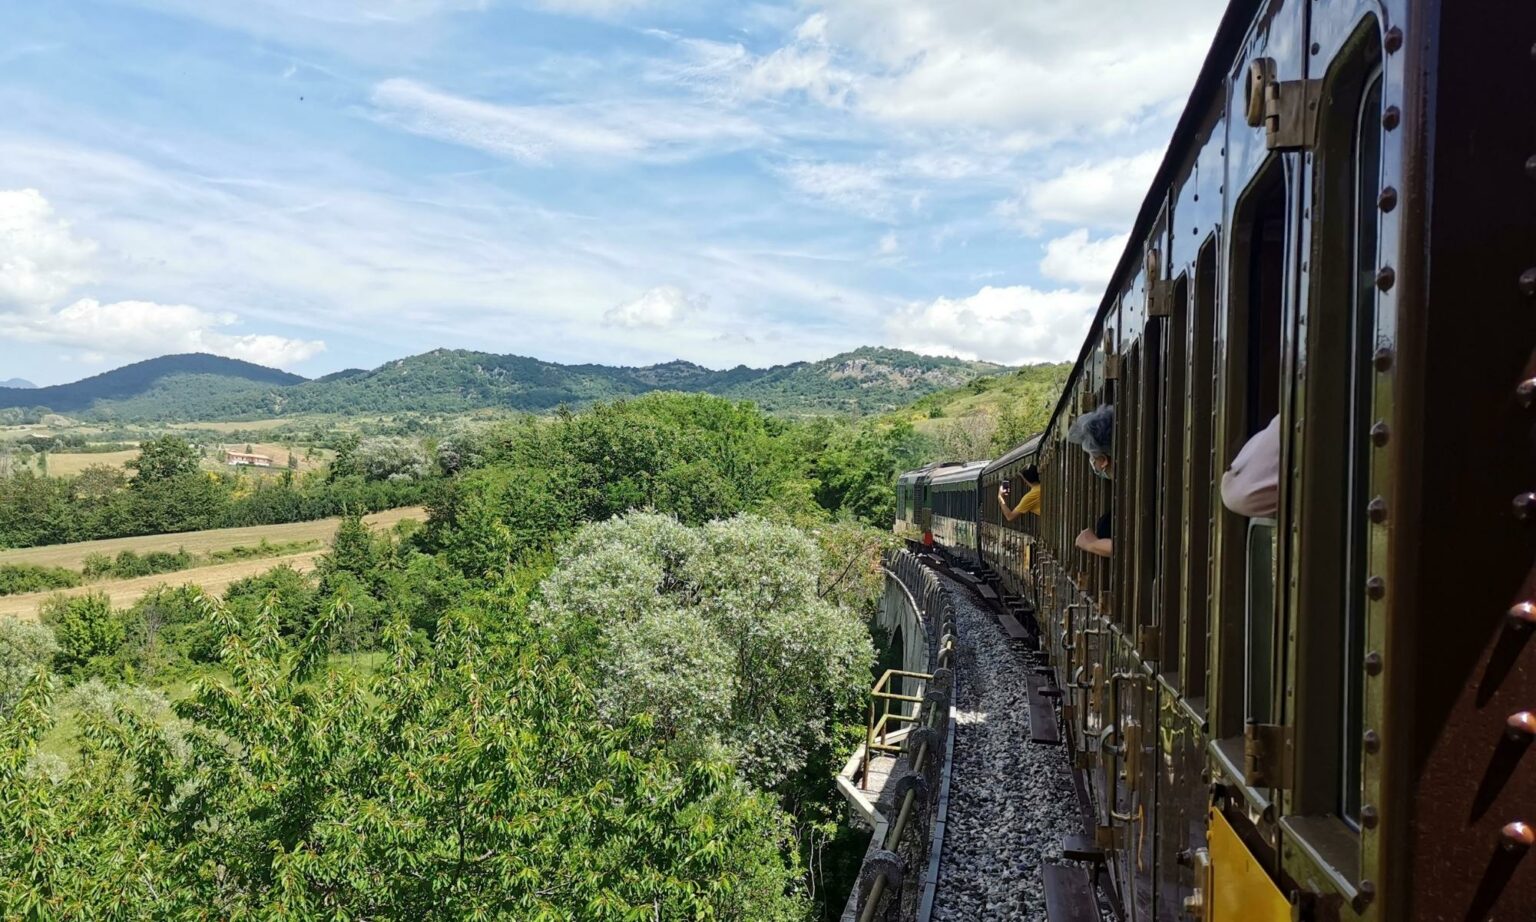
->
<box><xmin>1042</xmin><ymin>863</ymin><xmax>1099</xmax><ymax>922</ymax></box>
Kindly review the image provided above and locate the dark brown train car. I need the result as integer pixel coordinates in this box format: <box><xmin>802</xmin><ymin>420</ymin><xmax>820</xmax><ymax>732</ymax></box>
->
<box><xmin>989</xmin><ymin>1</ymin><xmax>1536</xmax><ymax>919</ymax></box>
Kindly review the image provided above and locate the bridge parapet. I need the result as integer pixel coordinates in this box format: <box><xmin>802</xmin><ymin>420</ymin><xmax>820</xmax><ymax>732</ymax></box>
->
<box><xmin>837</xmin><ymin>550</ymin><xmax>957</xmax><ymax>922</ymax></box>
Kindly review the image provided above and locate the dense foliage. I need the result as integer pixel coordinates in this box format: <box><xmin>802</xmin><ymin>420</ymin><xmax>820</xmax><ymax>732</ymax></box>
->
<box><xmin>0</xmin><ymin>391</ymin><xmax>926</xmax><ymax>918</ymax></box>
<box><xmin>538</xmin><ymin>513</ymin><xmax>871</xmax><ymax>789</ymax></box>
<box><xmin>2</xmin><ymin>595</ymin><xmax>808</xmax><ymax>919</ymax></box>
<box><xmin>0</xmin><ymin>564</ymin><xmax>81</xmax><ymax>597</ymax></box>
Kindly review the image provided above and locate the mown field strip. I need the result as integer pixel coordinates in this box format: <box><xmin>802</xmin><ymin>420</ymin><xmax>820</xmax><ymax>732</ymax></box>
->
<box><xmin>0</xmin><ymin>506</ymin><xmax>426</xmax><ymax>570</ymax></box>
<box><xmin>42</xmin><ymin>449</ymin><xmax>142</xmax><ymax>477</ymax></box>
<box><xmin>0</xmin><ymin>551</ymin><xmax>325</xmax><ymax>620</ymax></box>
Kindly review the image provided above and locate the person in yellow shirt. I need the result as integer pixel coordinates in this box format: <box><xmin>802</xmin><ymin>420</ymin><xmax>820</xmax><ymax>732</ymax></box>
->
<box><xmin>996</xmin><ymin>465</ymin><xmax>1041</xmax><ymax>521</ymax></box>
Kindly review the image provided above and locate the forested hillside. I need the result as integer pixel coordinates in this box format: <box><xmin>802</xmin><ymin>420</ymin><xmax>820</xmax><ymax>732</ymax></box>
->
<box><xmin>3</xmin><ymin>347</ymin><xmax>1007</xmax><ymax>422</ymax></box>
<box><xmin>0</xmin><ymin>354</ymin><xmax>303</xmax><ymax>415</ymax></box>
<box><xmin>885</xmin><ymin>361</ymin><xmax>1073</xmax><ymax>463</ymax></box>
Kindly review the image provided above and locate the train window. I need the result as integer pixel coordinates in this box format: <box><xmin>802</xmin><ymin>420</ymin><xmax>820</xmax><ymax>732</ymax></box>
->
<box><xmin>1245</xmin><ymin>517</ymin><xmax>1277</xmax><ymax>724</ymax></box>
<box><xmin>1133</xmin><ymin>321</ymin><xmax>1161</xmax><ymax>637</ymax></box>
<box><xmin>1158</xmin><ymin>276</ymin><xmax>1188</xmax><ymax>677</ymax></box>
<box><xmin>1218</xmin><ymin>158</ymin><xmax>1287</xmax><ymax>743</ymax></box>
<box><xmin>1183</xmin><ymin>241</ymin><xmax>1217</xmax><ymax>702</ymax></box>
<box><xmin>1287</xmin><ymin>20</ymin><xmax>1385</xmax><ymax>834</ymax></box>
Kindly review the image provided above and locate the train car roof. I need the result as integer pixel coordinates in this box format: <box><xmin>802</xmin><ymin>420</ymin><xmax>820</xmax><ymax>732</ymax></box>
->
<box><xmin>982</xmin><ymin>434</ymin><xmax>1043</xmax><ymax>476</ymax></box>
<box><xmin>927</xmin><ymin>460</ymin><xmax>990</xmax><ymax>486</ymax></box>
<box><xmin>896</xmin><ymin>460</ymin><xmax>970</xmax><ymax>484</ymax></box>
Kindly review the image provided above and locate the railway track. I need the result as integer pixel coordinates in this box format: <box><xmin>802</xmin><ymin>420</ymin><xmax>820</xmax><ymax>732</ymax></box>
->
<box><xmin>929</xmin><ymin>570</ymin><xmax>1102</xmax><ymax>921</ymax></box>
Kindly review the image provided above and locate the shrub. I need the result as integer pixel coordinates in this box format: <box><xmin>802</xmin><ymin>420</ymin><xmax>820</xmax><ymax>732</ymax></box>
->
<box><xmin>0</xmin><ymin>564</ymin><xmax>82</xmax><ymax>597</ymax></box>
<box><xmin>38</xmin><ymin>592</ymin><xmax>125</xmax><ymax>675</ymax></box>
<box><xmin>537</xmin><ymin>512</ymin><xmax>873</xmax><ymax>791</ymax></box>
<box><xmin>80</xmin><ymin>553</ymin><xmax>113</xmax><ymax>578</ymax></box>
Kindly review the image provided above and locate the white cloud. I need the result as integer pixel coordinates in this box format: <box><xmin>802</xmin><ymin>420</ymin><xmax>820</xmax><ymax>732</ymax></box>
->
<box><xmin>532</xmin><ymin>0</ymin><xmax>656</xmax><ymax>17</ymax></box>
<box><xmin>604</xmin><ymin>285</ymin><xmax>705</xmax><ymax>329</ymax></box>
<box><xmin>0</xmin><ymin>141</ymin><xmax>898</xmax><ymax>373</ymax></box>
<box><xmin>877</xmin><ymin>231</ymin><xmax>898</xmax><ymax>256</ymax></box>
<box><xmin>0</xmin><ymin>189</ymin><xmax>98</xmax><ymax>312</ymax></box>
<box><xmin>888</xmin><ymin>284</ymin><xmax>1097</xmax><ymax>364</ymax></box>
<box><xmin>775</xmin><ymin>160</ymin><xmax>898</xmax><ymax>220</ymax></box>
<box><xmin>1007</xmin><ymin>150</ymin><xmax>1162</xmax><ymax>231</ymax></box>
<box><xmin>736</xmin><ymin>0</ymin><xmax>1224</xmax><ymax>138</ymax></box>
<box><xmin>1040</xmin><ymin>228</ymin><xmax>1129</xmax><ymax>288</ymax></box>
<box><xmin>369</xmin><ymin>78</ymin><xmax>762</xmax><ymax>165</ymax></box>
<box><xmin>5</xmin><ymin>298</ymin><xmax>325</xmax><ymax>368</ymax></box>
<box><xmin>0</xmin><ymin>188</ymin><xmax>325</xmax><ymax>370</ymax></box>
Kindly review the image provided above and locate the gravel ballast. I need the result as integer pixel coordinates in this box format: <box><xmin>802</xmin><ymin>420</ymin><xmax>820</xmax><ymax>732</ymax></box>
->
<box><xmin>929</xmin><ymin>574</ymin><xmax>1083</xmax><ymax>922</ymax></box>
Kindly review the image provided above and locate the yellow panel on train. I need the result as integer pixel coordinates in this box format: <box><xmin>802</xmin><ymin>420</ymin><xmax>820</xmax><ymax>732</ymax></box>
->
<box><xmin>1208</xmin><ymin>808</ymin><xmax>1290</xmax><ymax>922</ymax></box>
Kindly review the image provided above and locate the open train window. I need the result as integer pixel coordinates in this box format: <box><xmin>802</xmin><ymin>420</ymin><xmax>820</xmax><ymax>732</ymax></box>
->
<box><xmin>1220</xmin><ymin>159</ymin><xmax>1287</xmax><ymax>744</ymax></box>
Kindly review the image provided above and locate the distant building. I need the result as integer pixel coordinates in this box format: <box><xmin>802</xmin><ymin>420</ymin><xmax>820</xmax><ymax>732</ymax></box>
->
<box><xmin>225</xmin><ymin>450</ymin><xmax>273</xmax><ymax>467</ymax></box>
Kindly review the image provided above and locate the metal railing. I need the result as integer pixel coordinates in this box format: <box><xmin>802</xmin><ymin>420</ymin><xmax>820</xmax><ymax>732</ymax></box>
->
<box><xmin>860</xmin><ymin>668</ymin><xmax>932</xmax><ymax>788</ymax></box>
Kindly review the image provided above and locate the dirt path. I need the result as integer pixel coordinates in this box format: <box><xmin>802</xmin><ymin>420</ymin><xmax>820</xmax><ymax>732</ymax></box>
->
<box><xmin>0</xmin><ymin>507</ymin><xmax>426</xmax><ymax>570</ymax></box>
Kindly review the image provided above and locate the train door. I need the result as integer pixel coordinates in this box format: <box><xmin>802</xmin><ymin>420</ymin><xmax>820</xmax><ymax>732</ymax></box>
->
<box><xmin>1275</xmin><ymin>10</ymin><xmax>1389</xmax><ymax>918</ymax></box>
<box><xmin>1202</xmin><ymin>2</ymin><xmax>1313</xmax><ymax>918</ymax></box>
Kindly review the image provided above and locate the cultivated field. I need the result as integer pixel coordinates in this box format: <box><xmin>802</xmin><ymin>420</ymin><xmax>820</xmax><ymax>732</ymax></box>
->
<box><xmin>0</xmin><ymin>506</ymin><xmax>424</xmax><ymax>620</ymax></box>
<box><xmin>42</xmin><ymin>449</ymin><xmax>142</xmax><ymax>477</ymax></box>
<box><xmin>0</xmin><ymin>506</ymin><xmax>425</xmax><ymax>571</ymax></box>
<box><xmin>0</xmin><ymin>552</ymin><xmax>327</xmax><ymax>619</ymax></box>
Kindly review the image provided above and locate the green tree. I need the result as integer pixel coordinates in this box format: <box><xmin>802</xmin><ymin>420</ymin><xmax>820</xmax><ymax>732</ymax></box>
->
<box><xmin>0</xmin><ymin>592</ymin><xmax>807</xmax><ymax>919</ymax></box>
<box><xmin>37</xmin><ymin>592</ymin><xmax>124</xmax><ymax>675</ymax></box>
<box><xmin>538</xmin><ymin>512</ymin><xmax>872</xmax><ymax>791</ymax></box>
<box><xmin>0</xmin><ymin>619</ymin><xmax>56</xmax><ymax>718</ymax></box>
<box><xmin>127</xmin><ymin>436</ymin><xmax>200</xmax><ymax>485</ymax></box>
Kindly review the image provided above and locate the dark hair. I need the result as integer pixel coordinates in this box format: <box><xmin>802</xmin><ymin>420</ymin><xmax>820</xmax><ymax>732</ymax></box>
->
<box><xmin>1021</xmin><ymin>465</ymin><xmax>1040</xmax><ymax>485</ymax></box>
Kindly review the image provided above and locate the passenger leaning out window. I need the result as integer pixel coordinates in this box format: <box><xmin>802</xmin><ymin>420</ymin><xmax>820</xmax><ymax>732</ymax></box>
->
<box><xmin>1221</xmin><ymin>414</ymin><xmax>1280</xmax><ymax>518</ymax></box>
<box><xmin>997</xmin><ymin>465</ymin><xmax>1042</xmax><ymax>521</ymax></box>
<box><xmin>1067</xmin><ymin>406</ymin><xmax>1114</xmax><ymax>558</ymax></box>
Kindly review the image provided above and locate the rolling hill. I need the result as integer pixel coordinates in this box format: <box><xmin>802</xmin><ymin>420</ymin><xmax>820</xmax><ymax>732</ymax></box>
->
<box><xmin>1</xmin><ymin>348</ymin><xmax>1008</xmax><ymax>421</ymax></box>
<box><xmin>0</xmin><ymin>355</ymin><xmax>305</xmax><ymax>415</ymax></box>
<box><xmin>1</xmin><ymin>378</ymin><xmax>35</xmax><ymax>389</ymax></box>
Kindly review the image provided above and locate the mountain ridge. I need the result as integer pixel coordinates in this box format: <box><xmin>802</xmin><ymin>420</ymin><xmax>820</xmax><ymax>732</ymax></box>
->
<box><xmin>0</xmin><ymin>347</ymin><xmax>1009</xmax><ymax>420</ymax></box>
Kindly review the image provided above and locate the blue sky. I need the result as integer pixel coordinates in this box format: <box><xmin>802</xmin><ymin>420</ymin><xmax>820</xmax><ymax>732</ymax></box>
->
<box><xmin>0</xmin><ymin>0</ymin><xmax>1225</xmax><ymax>385</ymax></box>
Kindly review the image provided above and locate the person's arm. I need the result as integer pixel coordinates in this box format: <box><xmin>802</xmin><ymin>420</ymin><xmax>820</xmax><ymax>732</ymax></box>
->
<box><xmin>1221</xmin><ymin>414</ymin><xmax>1281</xmax><ymax>517</ymax></box>
<box><xmin>997</xmin><ymin>485</ymin><xmax>1021</xmax><ymax>521</ymax></box>
<box><xmin>1075</xmin><ymin>528</ymin><xmax>1112</xmax><ymax>558</ymax></box>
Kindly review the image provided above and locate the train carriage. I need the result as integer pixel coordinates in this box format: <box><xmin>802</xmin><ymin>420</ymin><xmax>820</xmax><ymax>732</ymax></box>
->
<box><xmin>926</xmin><ymin>461</ymin><xmax>988</xmax><ymax>567</ymax></box>
<box><xmin>980</xmin><ymin>434</ymin><xmax>1043</xmax><ymax>601</ymax></box>
<box><xmin>896</xmin><ymin>1</ymin><xmax>1535</xmax><ymax>919</ymax></box>
<box><xmin>895</xmin><ymin>461</ymin><xmax>970</xmax><ymax>546</ymax></box>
